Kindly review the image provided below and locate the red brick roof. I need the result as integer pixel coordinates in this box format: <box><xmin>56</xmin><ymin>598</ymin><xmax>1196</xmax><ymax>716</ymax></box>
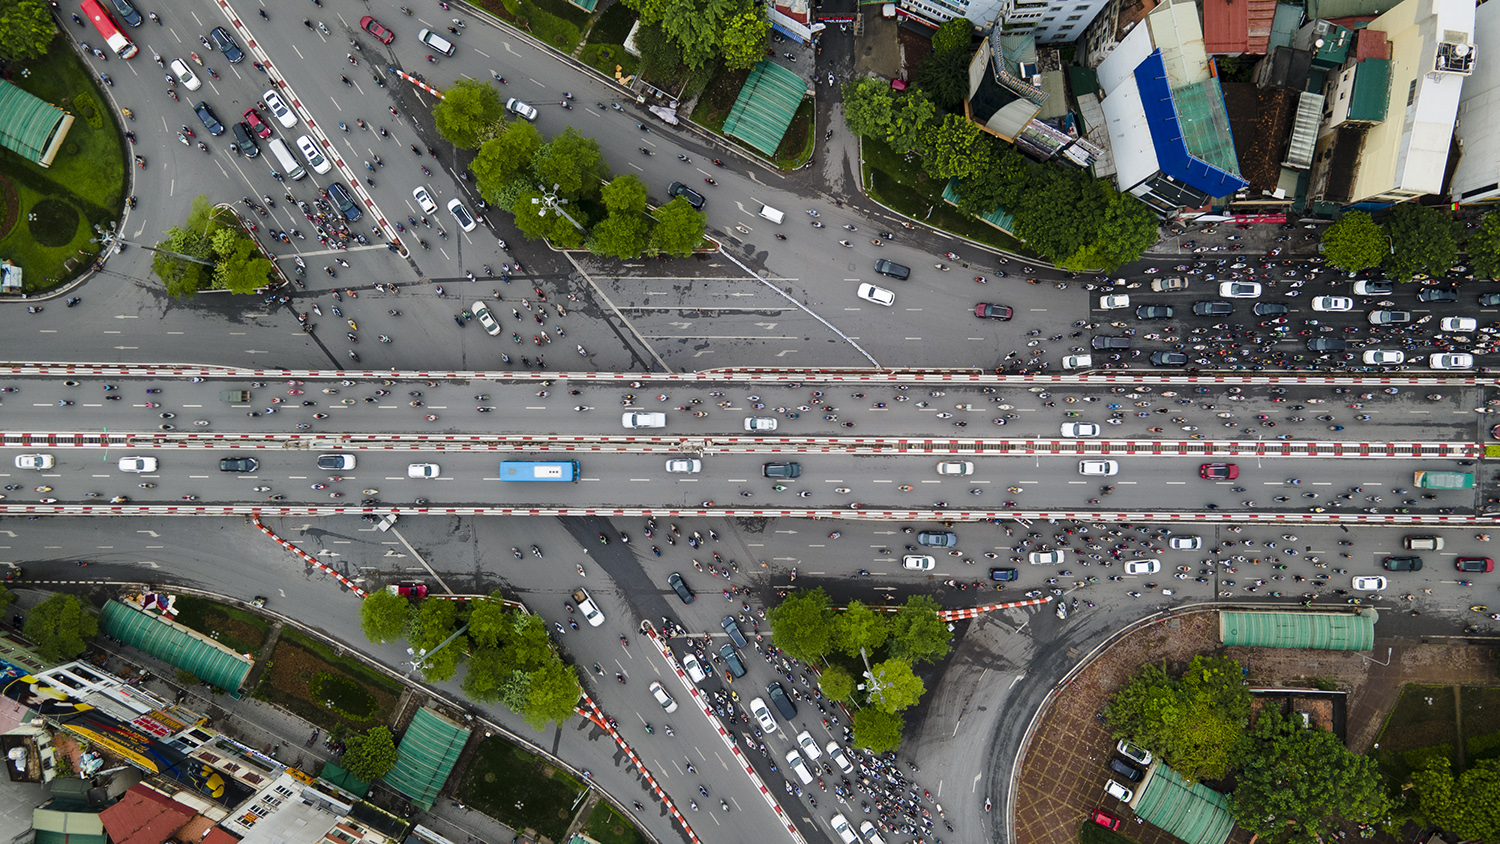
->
<box><xmin>99</xmin><ymin>784</ymin><xmax>196</xmax><ymax>844</ymax></box>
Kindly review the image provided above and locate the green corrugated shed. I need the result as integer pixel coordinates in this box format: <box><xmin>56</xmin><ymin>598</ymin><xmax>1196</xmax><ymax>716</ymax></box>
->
<box><xmin>942</xmin><ymin>178</ymin><xmax>1017</xmax><ymax>234</ymax></box>
<box><xmin>0</xmin><ymin>80</ymin><xmax>72</xmax><ymax>165</ymax></box>
<box><xmin>32</xmin><ymin>808</ymin><xmax>106</xmax><ymax>844</ymax></box>
<box><xmin>1306</xmin><ymin>0</ymin><xmax>1392</xmax><ymax>22</ymax></box>
<box><xmin>722</xmin><ymin>61</ymin><xmax>807</xmax><ymax>156</ymax></box>
<box><xmin>1347</xmin><ymin>58</ymin><xmax>1391</xmax><ymax>122</ymax></box>
<box><xmin>99</xmin><ymin>601</ymin><xmax>252</xmax><ymax>694</ymax></box>
<box><xmin>384</xmin><ymin>707</ymin><xmax>469</xmax><ymax>810</ymax></box>
<box><xmin>319</xmin><ymin>761</ymin><xmax>370</xmax><ymax>796</ymax></box>
<box><xmin>1133</xmin><ymin>765</ymin><xmax>1236</xmax><ymax>844</ymax></box>
<box><xmin>1220</xmin><ymin>609</ymin><xmax>1376</xmax><ymax>650</ymax></box>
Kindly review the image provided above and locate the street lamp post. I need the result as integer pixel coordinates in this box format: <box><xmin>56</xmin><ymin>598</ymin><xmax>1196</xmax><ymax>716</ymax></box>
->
<box><xmin>530</xmin><ymin>183</ymin><xmax>585</xmax><ymax>232</ymax></box>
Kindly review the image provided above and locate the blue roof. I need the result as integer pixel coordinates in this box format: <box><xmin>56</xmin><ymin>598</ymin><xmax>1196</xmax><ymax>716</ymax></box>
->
<box><xmin>1133</xmin><ymin>51</ymin><xmax>1249</xmax><ymax>198</ymax></box>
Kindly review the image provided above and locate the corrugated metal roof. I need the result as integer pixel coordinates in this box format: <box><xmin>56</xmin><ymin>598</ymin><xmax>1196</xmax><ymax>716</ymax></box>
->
<box><xmin>1219</xmin><ymin>609</ymin><xmax>1377</xmax><ymax>649</ymax></box>
<box><xmin>99</xmin><ymin>602</ymin><xmax>252</xmax><ymax>694</ymax></box>
<box><xmin>1134</xmin><ymin>51</ymin><xmax>1250</xmax><ymax>196</ymax></box>
<box><xmin>98</xmin><ymin>784</ymin><xmax>196</xmax><ymax>844</ymax></box>
<box><xmin>722</xmin><ymin>60</ymin><xmax>806</xmax><ymax>156</ymax></box>
<box><xmin>1135</xmin><ymin>764</ymin><xmax>1236</xmax><ymax>844</ymax></box>
<box><xmin>1203</xmin><ymin>0</ymin><xmax>1250</xmax><ymax>55</ymax></box>
<box><xmin>384</xmin><ymin>707</ymin><xmax>469</xmax><ymax>810</ymax></box>
<box><xmin>1346</xmin><ymin>57</ymin><xmax>1390</xmax><ymax>122</ymax></box>
<box><xmin>0</xmin><ymin>81</ymin><xmax>71</xmax><ymax>164</ymax></box>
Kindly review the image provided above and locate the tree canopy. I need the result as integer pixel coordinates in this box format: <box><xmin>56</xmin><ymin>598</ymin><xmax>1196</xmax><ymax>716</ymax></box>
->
<box><xmin>1229</xmin><ymin>709</ymin><xmax>1393</xmax><ymax>844</ymax></box>
<box><xmin>342</xmin><ymin>726</ymin><xmax>399</xmax><ymax>781</ymax></box>
<box><xmin>24</xmin><ymin>594</ymin><xmax>98</xmax><ymax>662</ymax></box>
<box><xmin>1320</xmin><ymin>210</ymin><xmax>1387</xmax><ymax>274</ymax></box>
<box><xmin>767</xmin><ymin>588</ymin><xmax>835</xmax><ymax>662</ymax></box>
<box><xmin>1105</xmin><ymin>655</ymin><xmax>1251</xmax><ymax>782</ymax></box>
<box><xmin>622</xmin><ymin>0</ymin><xmax>767</xmax><ymax>71</ymax></box>
<box><xmin>1412</xmin><ymin>757</ymin><xmax>1500</xmax><ymax>842</ymax></box>
<box><xmin>833</xmin><ymin>600</ymin><xmax>889</xmax><ymax>657</ymax></box>
<box><xmin>867</xmin><ymin>659</ymin><xmax>925</xmax><ymax>713</ymax></box>
<box><xmin>887</xmin><ymin>595</ymin><xmax>950</xmax><ymax>664</ymax></box>
<box><xmin>852</xmin><ymin>707</ymin><xmax>904</xmax><ymax>753</ymax></box>
<box><xmin>1467</xmin><ymin>211</ymin><xmax>1500</xmax><ymax>279</ymax></box>
<box><xmin>1384</xmin><ymin>203</ymin><xmax>1458</xmax><ymax>281</ymax></box>
<box><xmin>0</xmin><ymin>0</ymin><xmax>56</xmax><ymax>63</ymax></box>
<box><xmin>433</xmin><ymin>78</ymin><xmax>504</xmax><ymax>149</ymax></box>
<box><xmin>650</xmin><ymin>198</ymin><xmax>706</xmax><ymax>257</ymax></box>
<box><xmin>152</xmin><ymin>196</ymin><xmax>272</xmax><ymax>297</ymax></box>
<box><xmin>359</xmin><ymin>588</ymin><xmax>411</xmax><ymax>644</ymax></box>
<box><xmin>930</xmin><ymin>16</ymin><xmax>975</xmax><ymax>56</ymax></box>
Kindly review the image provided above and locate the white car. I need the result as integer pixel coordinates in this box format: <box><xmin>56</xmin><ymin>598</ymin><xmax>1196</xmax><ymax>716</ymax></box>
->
<box><xmin>1363</xmin><ymin>350</ymin><xmax>1405</xmax><ymax>365</ymax></box>
<box><xmin>447</xmin><ymin>198</ymin><xmax>477</xmax><ymax>232</ymax></box>
<box><xmin>412</xmin><ymin>185</ymin><xmax>438</xmax><ymax>214</ymax></box>
<box><xmin>936</xmin><ymin>461</ymin><xmax>973</xmax><ymax>475</ymax></box>
<box><xmin>1311</xmin><ymin>296</ymin><xmax>1353</xmax><ymax>312</ymax></box>
<box><xmin>666</xmin><ymin>458</ymin><xmax>702</xmax><ymax>474</ymax></box>
<box><xmin>1061</xmin><ymin>422</ymin><xmax>1100</xmax><ymax>437</ymax></box>
<box><xmin>744</xmin><ymin>417</ymin><xmax>777</xmax><ymax>432</ymax></box>
<box><xmin>505</xmin><ymin>97</ymin><xmax>538</xmax><ymax>121</ymax></box>
<box><xmin>831</xmin><ymin>814</ymin><xmax>859</xmax><ymax>844</ymax></box>
<box><xmin>118</xmin><ymin>456</ymin><xmax>158</xmax><ymax>473</ymax></box>
<box><xmin>1062</xmin><ymin>354</ymin><xmax>1092</xmax><ymax>370</ymax></box>
<box><xmin>296</xmin><ymin>134</ymin><xmax>332</xmax><ymax>174</ymax></box>
<box><xmin>407</xmin><ymin>463</ymin><xmax>440</xmax><ymax>478</ymax></box>
<box><xmin>682</xmin><ymin>652</ymin><xmax>708</xmax><ymax>683</ymax></box>
<box><xmin>1168</xmin><ymin>536</ymin><xmax>1202</xmax><ymax>550</ymax></box>
<box><xmin>622</xmin><ymin>412</ymin><xmax>666</xmax><ymax>428</ymax></box>
<box><xmin>169</xmin><ymin>58</ymin><xmax>201</xmax><ymax>91</ymax></box>
<box><xmin>1079</xmin><ymin>460</ymin><xmax>1118</xmax><ymax>476</ymax></box>
<box><xmin>1353</xmin><ymin>279</ymin><xmax>1393</xmax><ymax>295</ymax></box>
<box><xmin>1028</xmin><ymin>550</ymin><xmax>1065</xmax><ymax>565</ymax></box>
<box><xmin>1353</xmin><ymin>575</ymin><xmax>1388</xmax><ymax>591</ymax></box>
<box><xmin>786</xmin><ymin>749</ymin><xmax>814</xmax><ymax>784</ymax></box>
<box><xmin>1431</xmin><ymin>352</ymin><xmax>1474</xmax><ymax>370</ymax></box>
<box><xmin>796</xmin><ymin>730</ymin><xmax>822</xmax><ymax>759</ymax></box>
<box><xmin>750</xmin><ymin>697</ymin><xmax>777</xmax><ymax>732</ymax></box>
<box><xmin>1099</xmin><ymin>294</ymin><xmax>1130</xmax><ymax>309</ymax></box>
<box><xmin>648</xmin><ymin>680</ymin><xmax>678</xmax><ymax>713</ymax></box>
<box><xmin>573</xmin><ymin>587</ymin><xmax>604</xmax><ymax>626</ymax></box>
<box><xmin>1105</xmin><ymin>781</ymin><xmax>1134</xmax><ymax>803</ymax></box>
<box><xmin>1124</xmin><ymin>559</ymin><xmax>1161</xmax><ymax>575</ymax></box>
<box><xmin>857</xmin><ymin>283</ymin><xmax>895</xmax><ymax>306</ymax></box>
<box><xmin>1219</xmin><ymin>281</ymin><xmax>1261</xmax><ymax>298</ymax></box>
<box><xmin>859</xmin><ymin>820</ymin><xmax>887</xmax><ymax>844</ymax></box>
<box><xmin>14</xmin><ymin>454</ymin><xmax>54</xmax><ymax>470</ymax></box>
<box><xmin>1441</xmin><ymin>316</ymin><xmax>1477</xmax><ymax>332</ymax></box>
<box><xmin>902</xmin><ymin>555</ymin><xmax>936</xmax><ymax>571</ymax></box>
<box><xmin>472</xmin><ymin>301</ymin><xmax>501</xmax><ymax>335</ymax></box>
<box><xmin>826</xmin><ymin>741</ymin><xmax>853</xmax><ymax>773</ymax></box>
<box><xmin>263</xmin><ymin>90</ymin><xmax>297</xmax><ymax>128</ymax></box>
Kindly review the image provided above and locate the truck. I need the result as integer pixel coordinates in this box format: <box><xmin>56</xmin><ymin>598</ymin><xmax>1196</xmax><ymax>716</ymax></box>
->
<box><xmin>1414</xmin><ymin>471</ymin><xmax>1474</xmax><ymax>489</ymax></box>
<box><xmin>220</xmin><ymin>390</ymin><xmax>251</xmax><ymax>402</ymax></box>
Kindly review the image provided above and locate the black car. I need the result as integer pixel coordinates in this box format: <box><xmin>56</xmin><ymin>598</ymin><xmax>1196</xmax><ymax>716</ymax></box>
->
<box><xmin>1109</xmin><ymin>758</ymin><xmax>1144</xmax><ymax>782</ymax></box>
<box><xmin>1417</xmin><ymin>286</ymin><xmax>1459</xmax><ymax>303</ymax></box>
<box><xmin>1092</xmin><ymin>336</ymin><xmax>1132</xmax><ymax>350</ymax></box>
<box><xmin>1192</xmin><ymin>301</ymin><xmax>1232</xmax><ymax>316</ymax></box>
<box><xmin>720</xmin><ymin>644</ymin><xmax>746</xmax><ymax>677</ymax></box>
<box><xmin>1306</xmin><ymin>338</ymin><xmax>1346</xmax><ymax>352</ymax></box>
<box><xmin>1253</xmin><ymin>302</ymin><xmax>1289</xmax><ymax>316</ymax></box>
<box><xmin>218</xmin><ymin>456</ymin><xmax>259</xmax><ymax>472</ymax></box>
<box><xmin>210</xmin><ymin>26</ymin><xmax>245</xmax><ymax>63</ymax></box>
<box><xmin>232</xmin><ymin>122</ymin><xmax>260</xmax><ymax>158</ymax></box>
<box><xmin>988</xmin><ymin>567</ymin><xmax>1018</xmax><ymax>581</ymax></box>
<box><xmin>109</xmin><ymin>0</ymin><xmax>142</xmax><ymax>26</ymax></box>
<box><xmin>1135</xmin><ymin>305</ymin><xmax>1174</xmax><ymax>320</ymax></box>
<box><xmin>1479</xmin><ymin>293</ymin><xmax>1500</xmax><ymax>306</ymax></box>
<box><xmin>667</xmin><ymin>572</ymin><xmax>695</xmax><ymax>604</ymax></box>
<box><xmin>327</xmin><ymin>182</ymin><xmax>361</xmax><ymax>222</ymax></box>
<box><xmin>1150</xmin><ymin>351</ymin><xmax>1187</xmax><ymax>366</ymax></box>
<box><xmin>762</xmin><ymin>461</ymin><xmax>801</xmax><ymax>478</ymax></box>
<box><xmin>722</xmin><ymin>616</ymin><xmax>747</xmax><ymax>648</ymax></box>
<box><xmin>767</xmin><ymin>681</ymin><xmax>797</xmax><ymax>719</ymax></box>
<box><xmin>195</xmin><ymin>101</ymin><xmax>224</xmax><ymax>136</ymax></box>
<box><xmin>1383</xmin><ymin>556</ymin><xmax>1423</xmax><ymax>572</ymax></box>
<box><xmin>667</xmin><ymin>181</ymin><xmax>705</xmax><ymax>209</ymax></box>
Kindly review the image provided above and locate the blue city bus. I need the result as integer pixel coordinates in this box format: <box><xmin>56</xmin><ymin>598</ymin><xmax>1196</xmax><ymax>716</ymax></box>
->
<box><xmin>499</xmin><ymin>460</ymin><xmax>580</xmax><ymax>482</ymax></box>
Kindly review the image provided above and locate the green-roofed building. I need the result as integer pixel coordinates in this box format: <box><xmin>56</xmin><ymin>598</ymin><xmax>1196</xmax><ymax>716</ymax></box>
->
<box><xmin>1130</xmin><ymin>764</ymin><xmax>1236</xmax><ymax>844</ymax></box>
<box><xmin>722</xmin><ymin>60</ymin><xmax>807</xmax><ymax>156</ymax></box>
<box><xmin>318</xmin><ymin>760</ymin><xmax>370</xmax><ymax>796</ymax></box>
<box><xmin>941</xmin><ymin>179</ymin><xmax>1019</xmax><ymax>236</ymax></box>
<box><xmin>0</xmin><ymin>80</ymin><xmax>77</xmax><ymax>168</ymax></box>
<box><xmin>99</xmin><ymin>601</ymin><xmax>253</xmax><ymax>695</ymax></box>
<box><xmin>1219</xmin><ymin>609</ymin><xmax>1377</xmax><ymax>650</ymax></box>
<box><xmin>384</xmin><ymin>707</ymin><xmax>470</xmax><ymax>810</ymax></box>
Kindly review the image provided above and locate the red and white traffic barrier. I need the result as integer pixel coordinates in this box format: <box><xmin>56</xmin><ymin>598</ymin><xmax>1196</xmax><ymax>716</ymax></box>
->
<box><xmin>250</xmin><ymin>514</ymin><xmax>368</xmax><ymax>597</ymax></box>
<box><xmin>574</xmin><ymin>692</ymin><xmax>701</xmax><ymax>843</ymax></box>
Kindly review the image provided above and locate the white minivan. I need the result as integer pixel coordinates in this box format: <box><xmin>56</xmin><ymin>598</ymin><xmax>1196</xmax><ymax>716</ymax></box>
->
<box><xmin>296</xmin><ymin>135</ymin><xmax>332</xmax><ymax>174</ymax></box>
<box><xmin>267</xmin><ymin>138</ymin><xmax>306</xmax><ymax>181</ymax></box>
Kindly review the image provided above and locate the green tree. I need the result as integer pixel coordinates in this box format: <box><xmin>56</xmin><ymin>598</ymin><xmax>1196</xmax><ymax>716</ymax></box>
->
<box><xmin>461</xmin><ymin>646</ymin><xmax>507</xmax><ymax>704</ymax></box>
<box><xmin>1320</xmin><ymin>211</ymin><xmax>1387</xmax><ymax>274</ymax></box>
<box><xmin>867</xmin><ymin>659</ymin><xmax>925</xmax><ymax>713</ymax></box>
<box><xmin>534</xmin><ymin>127</ymin><xmax>609</xmax><ymax>202</ymax></box>
<box><xmin>650</xmin><ymin>198</ymin><xmax>705</xmax><ymax>257</ymax></box>
<box><xmin>818</xmin><ymin>664</ymin><xmax>854</xmax><ymax>701</ymax></box>
<box><xmin>954</xmin><ymin>142</ymin><xmax>1027</xmax><ymax>218</ymax></box>
<box><xmin>842</xmin><ymin>77</ymin><xmax>895</xmax><ymax>140</ymax></box>
<box><xmin>467</xmin><ymin>594</ymin><xmax>512</xmax><ymax>648</ymax></box>
<box><xmin>342</xmin><ymin>726</ymin><xmax>399</xmax><ymax>781</ymax></box>
<box><xmin>524</xmin><ymin>659</ymin><xmax>581</xmax><ymax>729</ymax></box>
<box><xmin>153</xmin><ymin>227</ymin><xmax>215</xmax><ymax>298</ymax></box>
<box><xmin>433</xmin><ymin>78</ymin><xmax>504</xmax><ymax>149</ymax></box>
<box><xmin>1229</xmin><ymin>709</ymin><xmax>1393</xmax><ymax>844</ymax></box>
<box><xmin>1467</xmin><ymin>212</ymin><xmax>1500</xmax><ymax>279</ymax></box>
<box><xmin>408</xmin><ymin>599</ymin><xmax>465</xmax><ymax>682</ymax></box>
<box><xmin>1412</xmin><ymin>757</ymin><xmax>1500</xmax><ymax>841</ymax></box>
<box><xmin>720</xmin><ymin>5</ymin><xmax>770</xmax><ymax>71</ymax></box>
<box><xmin>0</xmin><ymin>585</ymin><xmax>14</xmax><ymax>614</ymax></box>
<box><xmin>635</xmin><ymin>22</ymin><xmax>685</xmax><ymax>78</ymax></box>
<box><xmin>0</xmin><ymin>0</ymin><xmax>56</xmax><ymax>63</ymax></box>
<box><xmin>499</xmin><ymin>669</ymin><xmax>532</xmax><ymax>713</ymax></box>
<box><xmin>1105</xmin><ymin>655</ymin><xmax>1251</xmax><ymax>782</ymax></box>
<box><xmin>359</xmin><ymin>588</ymin><xmax>411</xmax><ymax>644</ymax></box>
<box><xmin>887</xmin><ymin>91</ymin><xmax>937</xmax><ymax>156</ymax></box>
<box><xmin>212</xmin><ymin>234</ymin><xmax>274</xmax><ymax>294</ymax></box>
<box><xmin>1385</xmin><ymin>203</ymin><xmax>1458</xmax><ymax>281</ymax></box>
<box><xmin>590</xmin><ymin>212</ymin><xmax>651</xmax><ymax>259</ymax></box>
<box><xmin>921</xmin><ymin>112</ymin><xmax>989</xmax><ymax>180</ymax></box>
<box><xmin>511</xmin><ymin>190</ymin><xmax>587</xmax><ymax>248</ymax></box>
<box><xmin>852</xmin><ymin>707</ymin><xmax>904</xmax><ymax>753</ymax></box>
<box><xmin>472</xmin><ymin>122</ymin><xmax>542</xmax><ymax>201</ymax></box>
<box><xmin>915</xmin><ymin>48</ymin><xmax>970</xmax><ymax>112</ymax></box>
<box><xmin>833</xmin><ymin>600</ymin><xmax>889</xmax><ymax>657</ymax></box>
<box><xmin>887</xmin><ymin>595</ymin><xmax>950</xmax><ymax>663</ymax></box>
<box><xmin>502</xmin><ymin>612</ymin><xmax>555</xmax><ymax>671</ymax></box>
<box><xmin>24</xmin><ymin>594</ymin><xmax>97</xmax><ymax>661</ymax></box>
<box><xmin>602</xmin><ymin>174</ymin><xmax>649</xmax><ymax>215</ymax></box>
<box><xmin>767</xmin><ymin>588</ymin><xmax>835</xmax><ymax>662</ymax></box>
<box><xmin>1065</xmin><ymin>188</ymin><xmax>1160</xmax><ymax>271</ymax></box>
<box><xmin>930</xmin><ymin>16</ymin><xmax>975</xmax><ymax>56</ymax></box>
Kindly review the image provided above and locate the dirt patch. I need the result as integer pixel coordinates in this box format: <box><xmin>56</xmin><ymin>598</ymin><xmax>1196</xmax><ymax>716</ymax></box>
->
<box><xmin>261</xmin><ymin>641</ymin><xmax>399</xmax><ymax>732</ymax></box>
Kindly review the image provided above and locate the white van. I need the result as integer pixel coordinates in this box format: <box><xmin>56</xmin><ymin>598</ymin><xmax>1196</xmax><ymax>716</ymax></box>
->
<box><xmin>296</xmin><ymin>135</ymin><xmax>332</xmax><ymax>174</ymax></box>
<box><xmin>758</xmin><ymin>204</ymin><xmax>784</xmax><ymax>224</ymax></box>
<box><xmin>418</xmin><ymin>28</ymin><xmax>455</xmax><ymax>56</ymax></box>
<box><xmin>267</xmin><ymin>138</ymin><xmax>306</xmax><ymax>181</ymax></box>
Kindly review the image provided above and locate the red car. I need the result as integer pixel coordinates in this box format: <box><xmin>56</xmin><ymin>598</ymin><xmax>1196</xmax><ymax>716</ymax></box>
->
<box><xmin>360</xmin><ymin>15</ymin><xmax>395</xmax><ymax>44</ymax></box>
<box><xmin>387</xmin><ymin>582</ymin><xmax>428</xmax><ymax>598</ymax></box>
<box><xmin>1090</xmin><ymin>809</ymin><xmax>1122</xmax><ymax>831</ymax></box>
<box><xmin>974</xmin><ymin>303</ymin><xmax>1014</xmax><ymax>320</ymax></box>
<box><xmin>242</xmin><ymin>108</ymin><xmax>271</xmax><ymax>139</ymax></box>
<box><xmin>1457</xmin><ymin>557</ymin><xmax>1495</xmax><ymax>573</ymax></box>
<box><xmin>1200</xmin><ymin>463</ymin><xmax>1239</xmax><ymax>480</ymax></box>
